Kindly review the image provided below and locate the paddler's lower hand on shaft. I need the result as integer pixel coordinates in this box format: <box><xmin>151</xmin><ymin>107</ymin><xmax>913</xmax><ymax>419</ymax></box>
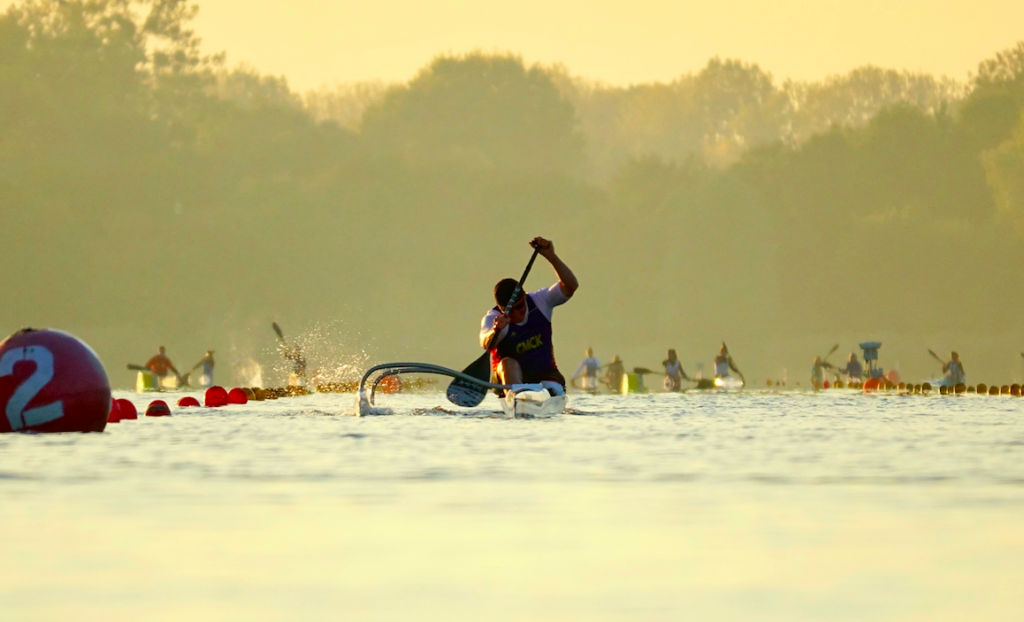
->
<box><xmin>493</xmin><ymin>314</ymin><xmax>510</xmax><ymax>331</ymax></box>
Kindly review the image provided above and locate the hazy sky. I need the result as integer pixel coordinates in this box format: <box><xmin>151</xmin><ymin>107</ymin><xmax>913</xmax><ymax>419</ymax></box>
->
<box><xmin>4</xmin><ymin>0</ymin><xmax>1023</xmax><ymax>89</ymax></box>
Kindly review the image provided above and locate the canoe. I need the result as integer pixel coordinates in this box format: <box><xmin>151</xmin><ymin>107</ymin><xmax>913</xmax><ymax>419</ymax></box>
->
<box><xmin>501</xmin><ymin>385</ymin><xmax>567</xmax><ymax>418</ymax></box>
<box><xmin>135</xmin><ymin>371</ymin><xmax>181</xmax><ymax>393</ymax></box>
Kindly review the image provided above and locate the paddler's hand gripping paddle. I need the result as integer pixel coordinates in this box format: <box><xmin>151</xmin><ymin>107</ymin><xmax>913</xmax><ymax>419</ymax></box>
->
<box><xmin>446</xmin><ymin>246</ymin><xmax>541</xmax><ymax>407</ymax></box>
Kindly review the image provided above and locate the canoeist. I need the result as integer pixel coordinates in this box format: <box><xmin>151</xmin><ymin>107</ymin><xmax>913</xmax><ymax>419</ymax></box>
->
<box><xmin>282</xmin><ymin>344</ymin><xmax>307</xmax><ymax>386</ymax></box>
<box><xmin>571</xmin><ymin>347</ymin><xmax>600</xmax><ymax>392</ymax></box>
<box><xmin>714</xmin><ymin>343</ymin><xmax>739</xmax><ymax>380</ymax></box>
<box><xmin>145</xmin><ymin>346</ymin><xmax>181</xmax><ymax>388</ymax></box>
<box><xmin>943</xmin><ymin>352</ymin><xmax>966</xmax><ymax>386</ymax></box>
<box><xmin>810</xmin><ymin>356</ymin><xmax>833</xmax><ymax>390</ymax></box>
<box><xmin>602</xmin><ymin>355</ymin><xmax>625</xmax><ymax>391</ymax></box>
<box><xmin>838</xmin><ymin>352</ymin><xmax>863</xmax><ymax>384</ymax></box>
<box><xmin>195</xmin><ymin>350</ymin><xmax>215</xmax><ymax>388</ymax></box>
<box><xmin>662</xmin><ymin>349</ymin><xmax>689</xmax><ymax>391</ymax></box>
<box><xmin>479</xmin><ymin>237</ymin><xmax>578</xmax><ymax>388</ymax></box>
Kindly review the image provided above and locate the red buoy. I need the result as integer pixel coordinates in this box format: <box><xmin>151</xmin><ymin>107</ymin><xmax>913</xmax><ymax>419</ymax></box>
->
<box><xmin>205</xmin><ymin>386</ymin><xmax>229</xmax><ymax>407</ymax></box>
<box><xmin>108</xmin><ymin>399</ymin><xmax>122</xmax><ymax>423</ymax></box>
<box><xmin>378</xmin><ymin>375</ymin><xmax>403</xmax><ymax>394</ymax></box>
<box><xmin>227</xmin><ymin>387</ymin><xmax>248</xmax><ymax>405</ymax></box>
<box><xmin>145</xmin><ymin>400</ymin><xmax>171</xmax><ymax>417</ymax></box>
<box><xmin>177</xmin><ymin>396</ymin><xmax>201</xmax><ymax>407</ymax></box>
<box><xmin>822</xmin><ymin>380</ymin><xmax>831</xmax><ymax>389</ymax></box>
<box><xmin>0</xmin><ymin>328</ymin><xmax>111</xmax><ymax>433</ymax></box>
<box><xmin>117</xmin><ymin>399</ymin><xmax>138</xmax><ymax>420</ymax></box>
<box><xmin>863</xmin><ymin>377</ymin><xmax>881</xmax><ymax>392</ymax></box>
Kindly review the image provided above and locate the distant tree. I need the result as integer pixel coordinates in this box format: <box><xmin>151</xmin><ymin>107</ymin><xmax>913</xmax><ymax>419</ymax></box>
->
<box><xmin>956</xmin><ymin>89</ymin><xmax>1020</xmax><ymax>152</ymax></box>
<box><xmin>303</xmin><ymin>81</ymin><xmax>390</xmax><ymax>131</ymax></box>
<box><xmin>985</xmin><ymin>113</ymin><xmax>1024</xmax><ymax>233</ymax></box>
<box><xmin>972</xmin><ymin>41</ymin><xmax>1024</xmax><ymax>97</ymax></box>
<box><xmin>787</xmin><ymin>66</ymin><xmax>964</xmax><ymax>144</ymax></box>
<box><xmin>360</xmin><ymin>52</ymin><xmax>584</xmax><ymax>174</ymax></box>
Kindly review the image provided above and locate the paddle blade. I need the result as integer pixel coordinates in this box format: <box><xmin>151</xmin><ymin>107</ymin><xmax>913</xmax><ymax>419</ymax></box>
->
<box><xmin>272</xmin><ymin>322</ymin><xmax>285</xmax><ymax>342</ymax></box>
<box><xmin>127</xmin><ymin>364</ymin><xmax>147</xmax><ymax>371</ymax></box>
<box><xmin>446</xmin><ymin>353</ymin><xmax>492</xmax><ymax>407</ymax></box>
<box><xmin>633</xmin><ymin>367</ymin><xmax>656</xmax><ymax>375</ymax></box>
<box><xmin>447</xmin><ymin>379</ymin><xmax>489</xmax><ymax>407</ymax></box>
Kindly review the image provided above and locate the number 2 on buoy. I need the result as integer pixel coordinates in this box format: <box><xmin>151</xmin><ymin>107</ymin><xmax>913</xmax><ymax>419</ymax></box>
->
<box><xmin>0</xmin><ymin>346</ymin><xmax>64</xmax><ymax>431</ymax></box>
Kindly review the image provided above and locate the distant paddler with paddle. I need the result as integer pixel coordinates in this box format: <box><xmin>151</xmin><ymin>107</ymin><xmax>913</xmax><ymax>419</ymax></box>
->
<box><xmin>141</xmin><ymin>346</ymin><xmax>182</xmax><ymax>390</ymax></box>
<box><xmin>273</xmin><ymin>322</ymin><xmax>307</xmax><ymax>386</ymax></box>
<box><xmin>602</xmin><ymin>356</ymin><xmax>626</xmax><ymax>392</ymax></box>
<box><xmin>478</xmin><ymin>237</ymin><xmax>578</xmax><ymax>392</ymax></box>
<box><xmin>662</xmin><ymin>349</ymin><xmax>690</xmax><ymax>392</ymax></box>
<box><xmin>929</xmin><ymin>349</ymin><xmax>966</xmax><ymax>387</ymax></box>
<box><xmin>838</xmin><ymin>352</ymin><xmax>864</xmax><ymax>384</ymax></box>
<box><xmin>570</xmin><ymin>347</ymin><xmax>601</xmax><ymax>392</ymax></box>
<box><xmin>811</xmin><ymin>344</ymin><xmax>839</xmax><ymax>390</ymax></box>
<box><xmin>714</xmin><ymin>342</ymin><xmax>745</xmax><ymax>388</ymax></box>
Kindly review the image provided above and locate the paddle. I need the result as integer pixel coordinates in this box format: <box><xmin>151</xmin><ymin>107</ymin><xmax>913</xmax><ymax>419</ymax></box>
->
<box><xmin>127</xmin><ymin>364</ymin><xmax>147</xmax><ymax>371</ymax></box>
<box><xmin>272</xmin><ymin>322</ymin><xmax>288</xmax><ymax>346</ymax></box>
<box><xmin>822</xmin><ymin>343</ymin><xmax>839</xmax><ymax>364</ymax></box>
<box><xmin>447</xmin><ymin>247</ymin><xmax>541</xmax><ymax>407</ymax></box>
<box><xmin>928</xmin><ymin>349</ymin><xmax>945</xmax><ymax>365</ymax></box>
<box><xmin>722</xmin><ymin>341</ymin><xmax>746</xmax><ymax>387</ymax></box>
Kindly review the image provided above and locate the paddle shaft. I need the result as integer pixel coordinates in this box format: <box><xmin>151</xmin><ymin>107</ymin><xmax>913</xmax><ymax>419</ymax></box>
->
<box><xmin>823</xmin><ymin>343</ymin><xmax>839</xmax><ymax>363</ymax></box>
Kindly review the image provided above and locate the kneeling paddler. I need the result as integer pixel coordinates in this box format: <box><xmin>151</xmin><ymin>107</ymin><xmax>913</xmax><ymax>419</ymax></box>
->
<box><xmin>479</xmin><ymin>237</ymin><xmax>578</xmax><ymax>391</ymax></box>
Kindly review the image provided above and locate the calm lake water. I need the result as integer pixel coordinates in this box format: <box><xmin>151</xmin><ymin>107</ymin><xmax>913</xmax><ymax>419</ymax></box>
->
<box><xmin>2</xmin><ymin>389</ymin><xmax>1023</xmax><ymax>621</ymax></box>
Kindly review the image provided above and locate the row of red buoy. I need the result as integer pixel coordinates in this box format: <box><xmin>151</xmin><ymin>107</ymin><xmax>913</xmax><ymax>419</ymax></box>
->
<box><xmin>107</xmin><ymin>386</ymin><xmax>255</xmax><ymax>423</ymax></box>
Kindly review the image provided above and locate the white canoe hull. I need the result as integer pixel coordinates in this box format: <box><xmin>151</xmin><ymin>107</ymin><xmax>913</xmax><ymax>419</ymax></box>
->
<box><xmin>501</xmin><ymin>389</ymin><xmax>567</xmax><ymax>418</ymax></box>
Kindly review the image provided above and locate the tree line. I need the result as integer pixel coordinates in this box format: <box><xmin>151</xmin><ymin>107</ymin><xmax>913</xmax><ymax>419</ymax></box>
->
<box><xmin>3</xmin><ymin>0</ymin><xmax>1024</xmax><ymax>384</ymax></box>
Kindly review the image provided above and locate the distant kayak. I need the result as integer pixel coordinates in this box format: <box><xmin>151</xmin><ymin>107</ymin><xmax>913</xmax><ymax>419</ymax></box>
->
<box><xmin>135</xmin><ymin>371</ymin><xmax>183</xmax><ymax>393</ymax></box>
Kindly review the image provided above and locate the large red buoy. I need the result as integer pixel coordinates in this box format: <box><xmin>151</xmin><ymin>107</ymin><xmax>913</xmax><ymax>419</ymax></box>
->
<box><xmin>205</xmin><ymin>386</ymin><xmax>229</xmax><ymax>407</ymax></box>
<box><xmin>145</xmin><ymin>400</ymin><xmax>171</xmax><ymax>417</ymax></box>
<box><xmin>863</xmin><ymin>377</ymin><xmax>881</xmax><ymax>392</ymax></box>
<box><xmin>227</xmin><ymin>387</ymin><xmax>248</xmax><ymax>405</ymax></box>
<box><xmin>177</xmin><ymin>396</ymin><xmax>200</xmax><ymax>407</ymax></box>
<box><xmin>0</xmin><ymin>328</ymin><xmax>110</xmax><ymax>433</ymax></box>
<box><xmin>117</xmin><ymin>399</ymin><xmax>138</xmax><ymax>420</ymax></box>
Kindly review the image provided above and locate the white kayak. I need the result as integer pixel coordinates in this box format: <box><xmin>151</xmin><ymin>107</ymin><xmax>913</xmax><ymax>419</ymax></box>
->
<box><xmin>501</xmin><ymin>383</ymin><xmax>567</xmax><ymax>418</ymax></box>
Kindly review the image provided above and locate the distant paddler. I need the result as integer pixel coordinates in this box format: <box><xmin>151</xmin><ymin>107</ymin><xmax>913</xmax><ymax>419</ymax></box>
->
<box><xmin>810</xmin><ymin>343</ymin><xmax>839</xmax><ymax>390</ymax></box>
<box><xmin>570</xmin><ymin>347</ymin><xmax>600</xmax><ymax>392</ymax></box>
<box><xmin>188</xmin><ymin>350</ymin><xmax>215</xmax><ymax>388</ymax></box>
<box><xmin>602</xmin><ymin>355</ymin><xmax>625</xmax><ymax>392</ymax></box>
<box><xmin>838</xmin><ymin>352</ymin><xmax>863</xmax><ymax>384</ymax></box>
<box><xmin>662</xmin><ymin>349</ymin><xmax>690</xmax><ymax>392</ymax></box>
<box><xmin>929</xmin><ymin>350</ymin><xmax>966</xmax><ymax>386</ymax></box>
<box><xmin>714</xmin><ymin>342</ymin><xmax>745</xmax><ymax>387</ymax></box>
<box><xmin>273</xmin><ymin>322</ymin><xmax>307</xmax><ymax>386</ymax></box>
<box><xmin>810</xmin><ymin>357</ymin><xmax>834</xmax><ymax>390</ymax></box>
<box><xmin>479</xmin><ymin>237</ymin><xmax>578</xmax><ymax>390</ymax></box>
<box><xmin>145</xmin><ymin>346</ymin><xmax>182</xmax><ymax>390</ymax></box>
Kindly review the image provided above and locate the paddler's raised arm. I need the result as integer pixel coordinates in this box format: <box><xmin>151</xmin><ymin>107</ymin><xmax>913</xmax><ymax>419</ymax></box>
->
<box><xmin>531</xmin><ymin>237</ymin><xmax>578</xmax><ymax>297</ymax></box>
